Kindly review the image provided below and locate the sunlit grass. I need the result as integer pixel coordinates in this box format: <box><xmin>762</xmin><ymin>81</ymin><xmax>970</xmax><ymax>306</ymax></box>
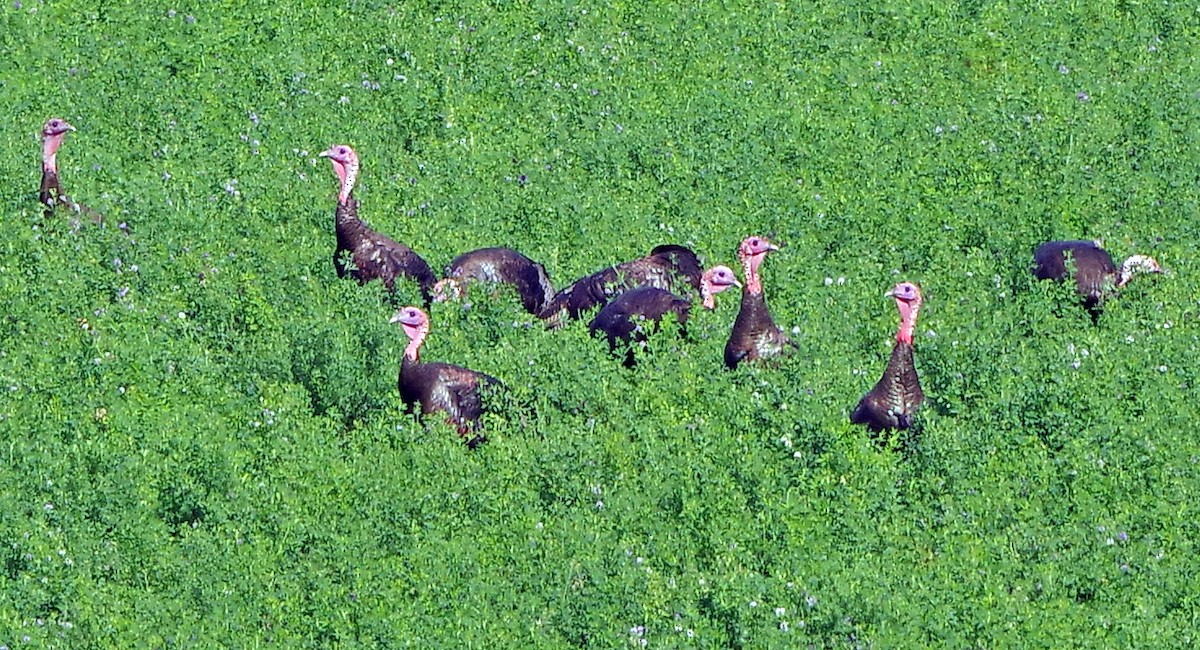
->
<box><xmin>1</xmin><ymin>0</ymin><xmax>1198</xmax><ymax>646</ymax></box>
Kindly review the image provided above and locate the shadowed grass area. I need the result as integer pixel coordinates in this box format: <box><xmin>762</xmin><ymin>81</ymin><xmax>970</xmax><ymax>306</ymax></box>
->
<box><xmin>1</xmin><ymin>0</ymin><xmax>1198</xmax><ymax>646</ymax></box>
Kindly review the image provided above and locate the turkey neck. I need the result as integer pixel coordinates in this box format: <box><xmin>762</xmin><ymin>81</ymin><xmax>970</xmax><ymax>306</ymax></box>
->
<box><xmin>42</xmin><ymin>132</ymin><xmax>66</xmax><ymax>173</ymax></box>
<box><xmin>700</xmin><ymin>278</ymin><xmax>715</xmax><ymax>309</ymax></box>
<box><xmin>894</xmin><ymin>298</ymin><xmax>920</xmax><ymax>344</ymax></box>
<box><xmin>741</xmin><ymin>252</ymin><xmax>767</xmax><ymax>295</ymax></box>
<box><xmin>402</xmin><ymin>323</ymin><xmax>428</xmax><ymax>362</ymax></box>
<box><xmin>335</xmin><ymin>158</ymin><xmax>360</xmax><ymax>205</ymax></box>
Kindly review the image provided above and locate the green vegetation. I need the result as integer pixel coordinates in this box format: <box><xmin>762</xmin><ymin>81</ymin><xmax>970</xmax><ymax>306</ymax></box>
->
<box><xmin>2</xmin><ymin>0</ymin><xmax>1199</xmax><ymax>646</ymax></box>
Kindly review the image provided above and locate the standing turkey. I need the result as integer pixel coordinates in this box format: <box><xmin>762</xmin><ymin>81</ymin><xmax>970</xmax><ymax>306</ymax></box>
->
<box><xmin>588</xmin><ymin>265</ymin><xmax>741</xmax><ymax>366</ymax></box>
<box><xmin>851</xmin><ymin>282</ymin><xmax>925</xmax><ymax>433</ymax></box>
<box><xmin>391</xmin><ymin>306</ymin><xmax>501</xmax><ymax>448</ymax></box>
<box><xmin>433</xmin><ymin>247</ymin><xmax>554</xmax><ymax>315</ymax></box>
<box><xmin>724</xmin><ymin>236</ymin><xmax>794</xmax><ymax>369</ymax></box>
<box><xmin>39</xmin><ymin>118</ymin><xmax>103</xmax><ymax>225</ymax></box>
<box><xmin>1032</xmin><ymin>240</ymin><xmax>1163</xmax><ymax>317</ymax></box>
<box><xmin>539</xmin><ymin>244</ymin><xmax>704</xmax><ymax>327</ymax></box>
<box><xmin>320</xmin><ymin>144</ymin><xmax>437</xmax><ymax>303</ymax></box>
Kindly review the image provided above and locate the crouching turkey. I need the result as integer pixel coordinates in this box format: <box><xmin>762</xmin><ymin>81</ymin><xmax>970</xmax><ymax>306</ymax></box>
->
<box><xmin>588</xmin><ymin>265</ymin><xmax>740</xmax><ymax>366</ymax></box>
<box><xmin>391</xmin><ymin>306</ymin><xmax>502</xmax><ymax>448</ymax></box>
<box><xmin>433</xmin><ymin>247</ymin><xmax>554</xmax><ymax>315</ymax></box>
<box><xmin>1032</xmin><ymin>240</ymin><xmax>1163</xmax><ymax>318</ymax></box>
<box><xmin>851</xmin><ymin>282</ymin><xmax>924</xmax><ymax>435</ymax></box>
<box><xmin>539</xmin><ymin>244</ymin><xmax>705</xmax><ymax>327</ymax></box>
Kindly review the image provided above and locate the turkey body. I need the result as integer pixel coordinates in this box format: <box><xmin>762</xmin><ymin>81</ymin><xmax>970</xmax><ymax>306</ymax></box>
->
<box><xmin>540</xmin><ymin>244</ymin><xmax>703</xmax><ymax>325</ymax></box>
<box><xmin>589</xmin><ymin>287</ymin><xmax>692</xmax><ymax>366</ymax></box>
<box><xmin>442</xmin><ymin>247</ymin><xmax>554</xmax><ymax>314</ymax></box>
<box><xmin>850</xmin><ymin>341</ymin><xmax>924</xmax><ymax>432</ymax></box>
<box><xmin>1032</xmin><ymin>240</ymin><xmax>1117</xmax><ymax>309</ymax></box>
<box><xmin>335</xmin><ymin>198</ymin><xmax>437</xmax><ymax>301</ymax></box>
<box><xmin>724</xmin><ymin>289</ymin><xmax>792</xmax><ymax>369</ymax></box>
<box><xmin>399</xmin><ymin>356</ymin><xmax>500</xmax><ymax>447</ymax></box>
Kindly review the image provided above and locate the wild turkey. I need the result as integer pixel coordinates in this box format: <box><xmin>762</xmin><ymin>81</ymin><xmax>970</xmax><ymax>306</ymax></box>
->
<box><xmin>391</xmin><ymin>306</ymin><xmax>502</xmax><ymax>448</ymax></box>
<box><xmin>39</xmin><ymin>118</ymin><xmax>103</xmax><ymax>225</ymax></box>
<box><xmin>320</xmin><ymin>144</ymin><xmax>437</xmax><ymax>302</ymax></box>
<box><xmin>588</xmin><ymin>265</ymin><xmax>740</xmax><ymax>366</ymax></box>
<box><xmin>539</xmin><ymin>244</ymin><xmax>704</xmax><ymax>327</ymax></box>
<box><xmin>724</xmin><ymin>236</ymin><xmax>794</xmax><ymax>369</ymax></box>
<box><xmin>851</xmin><ymin>282</ymin><xmax>925</xmax><ymax>433</ymax></box>
<box><xmin>433</xmin><ymin>247</ymin><xmax>554</xmax><ymax>315</ymax></box>
<box><xmin>1032</xmin><ymin>240</ymin><xmax>1163</xmax><ymax>315</ymax></box>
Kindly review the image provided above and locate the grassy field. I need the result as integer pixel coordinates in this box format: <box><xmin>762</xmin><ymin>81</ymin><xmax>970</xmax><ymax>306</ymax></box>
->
<box><xmin>2</xmin><ymin>0</ymin><xmax>1199</xmax><ymax>647</ymax></box>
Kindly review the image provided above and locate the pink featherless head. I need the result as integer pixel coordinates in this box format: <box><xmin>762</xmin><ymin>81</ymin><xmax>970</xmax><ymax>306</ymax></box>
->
<box><xmin>885</xmin><ymin>282</ymin><xmax>922</xmax><ymax>343</ymax></box>
<box><xmin>391</xmin><ymin>306</ymin><xmax>430</xmax><ymax>358</ymax></box>
<box><xmin>737</xmin><ymin>236</ymin><xmax>779</xmax><ymax>261</ymax></box>
<box><xmin>319</xmin><ymin>144</ymin><xmax>360</xmax><ymax>203</ymax></box>
<box><xmin>42</xmin><ymin>118</ymin><xmax>76</xmax><ymax>169</ymax></box>
<box><xmin>42</xmin><ymin>118</ymin><xmax>76</xmax><ymax>138</ymax></box>
<box><xmin>431</xmin><ymin>279</ymin><xmax>462</xmax><ymax>303</ymax></box>
<box><xmin>700</xmin><ymin>265</ymin><xmax>742</xmax><ymax>309</ymax></box>
<box><xmin>390</xmin><ymin>305</ymin><xmax>429</xmax><ymax>330</ymax></box>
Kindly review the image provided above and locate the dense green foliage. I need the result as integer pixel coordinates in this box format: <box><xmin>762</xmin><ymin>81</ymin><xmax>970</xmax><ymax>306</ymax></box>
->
<box><xmin>2</xmin><ymin>0</ymin><xmax>1199</xmax><ymax>646</ymax></box>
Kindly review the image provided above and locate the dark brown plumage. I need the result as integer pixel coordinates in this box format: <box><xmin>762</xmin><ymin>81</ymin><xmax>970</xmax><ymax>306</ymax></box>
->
<box><xmin>321</xmin><ymin>144</ymin><xmax>437</xmax><ymax>303</ymax></box>
<box><xmin>539</xmin><ymin>244</ymin><xmax>705</xmax><ymax>327</ymax></box>
<box><xmin>1032</xmin><ymin>240</ymin><xmax>1163</xmax><ymax>314</ymax></box>
<box><xmin>39</xmin><ymin>118</ymin><xmax>104</xmax><ymax>226</ymax></box>
<box><xmin>724</xmin><ymin>236</ymin><xmax>794</xmax><ymax>369</ymax></box>
<box><xmin>434</xmin><ymin>247</ymin><xmax>554</xmax><ymax>315</ymax></box>
<box><xmin>851</xmin><ymin>282</ymin><xmax>925</xmax><ymax>433</ymax></box>
<box><xmin>588</xmin><ymin>265</ymin><xmax>739</xmax><ymax>366</ymax></box>
<box><xmin>392</xmin><ymin>306</ymin><xmax>501</xmax><ymax>448</ymax></box>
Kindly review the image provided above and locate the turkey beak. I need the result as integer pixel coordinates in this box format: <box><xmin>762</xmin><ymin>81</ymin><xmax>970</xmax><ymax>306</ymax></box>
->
<box><xmin>731</xmin><ymin>278</ymin><xmax>743</xmax><ymax>288</ymax></box>
<box><xmin>388</xmin><ymin>312</ymin><xmax>405</xmax><ymax>324</ymax></box>
<box><xmin>318</xmin><ymin>149</ymin><xmax>332</xmax><ymax>158</ymax></box>
<box><xmin>884</xmin><ymin>289</ymin><xmax>895</xmax><ymax>298</ymax></box>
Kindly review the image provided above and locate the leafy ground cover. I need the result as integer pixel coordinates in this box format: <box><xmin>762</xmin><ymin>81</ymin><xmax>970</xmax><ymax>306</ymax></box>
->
<box><xmin>1</xmin><ymin>0</ymin><xmax>1199</xmax><ymax>647</ymax></box>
